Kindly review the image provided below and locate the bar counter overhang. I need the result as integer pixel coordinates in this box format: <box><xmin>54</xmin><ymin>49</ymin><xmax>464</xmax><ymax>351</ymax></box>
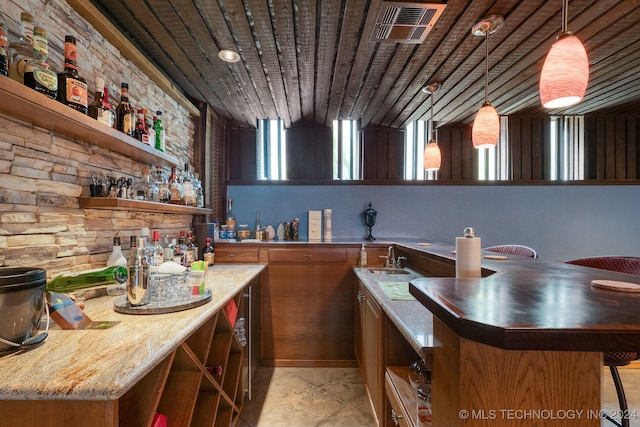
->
<box><xmin>409</xmin><ymin>254</ymin><xmax>640</xmax><ymax>426</ymax></box>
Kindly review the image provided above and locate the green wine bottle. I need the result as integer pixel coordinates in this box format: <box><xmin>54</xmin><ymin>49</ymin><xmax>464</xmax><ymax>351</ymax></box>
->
<box><xmin>46</xmin><ymin>266</ymin><xmax>128</xmax><ymax>293</ymax></box>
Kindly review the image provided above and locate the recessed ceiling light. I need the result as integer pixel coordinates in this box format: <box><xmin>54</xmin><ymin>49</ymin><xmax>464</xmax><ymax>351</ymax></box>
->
<box><xmin>218</xmin><ymin>49</ymin><xmax>240</xmax><ymax>63</ymax></box>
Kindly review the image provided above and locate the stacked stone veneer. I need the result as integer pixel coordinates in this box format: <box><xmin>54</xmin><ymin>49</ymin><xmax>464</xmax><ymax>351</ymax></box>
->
<box><xmin>0</xmin><ymin>0</ymin><xmax>198</xmax><ymax>278</ymax></box>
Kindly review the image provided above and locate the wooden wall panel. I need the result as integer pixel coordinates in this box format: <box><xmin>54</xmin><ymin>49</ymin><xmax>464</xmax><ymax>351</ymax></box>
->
<box><xmin>286</xmin><ymin>127</ymin><xmax>332</xmax><ymax>180</ymax></box>
<box><xmin>361</xmin><ymin>128</ymin><xmax>404</xmax><ymax>180</ymax></box>
<box><xmin>585</xmin><ymin>115</ymin><xmax>640</xmax><ymax>180</ymax></box>
<box><xmin>509</xmin><ymin>116</ymin><xmax>548</xmax><ymax>181</ymax></box>
<box><xmin>227</xmin><ymin>128</ymin><xmax>257</xmax><ymax>181</ymax></box>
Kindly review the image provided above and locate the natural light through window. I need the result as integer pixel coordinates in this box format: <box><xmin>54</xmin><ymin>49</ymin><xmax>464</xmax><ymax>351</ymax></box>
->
<box><xmin>333</xmin><ymin>120</ymin><xmax>360</xmax><ymax>180</ymax></box>
<box><xmin>256</xmin><ymin>119</ymin><xmax>287</xmax><ymax>180</ymax></box>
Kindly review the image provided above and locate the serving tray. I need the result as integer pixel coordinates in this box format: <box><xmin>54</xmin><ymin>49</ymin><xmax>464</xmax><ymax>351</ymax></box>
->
<box><xmin>113</xmin><ymin>289</ymin><xmax>212</xmax><ymax>314</ymax></box>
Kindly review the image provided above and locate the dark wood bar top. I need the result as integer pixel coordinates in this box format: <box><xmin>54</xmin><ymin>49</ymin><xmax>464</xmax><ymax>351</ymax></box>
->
<box><xmin>409</xmin><ymin>252</ymin><xmax>640</xmax><ymax>352</ymax></box>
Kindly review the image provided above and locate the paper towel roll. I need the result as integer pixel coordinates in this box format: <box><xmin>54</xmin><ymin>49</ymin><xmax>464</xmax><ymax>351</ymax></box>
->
<box><xmin>456</xmin><ymin>236</ymin><xmax>481</xmax><ymax>278</ymax></box>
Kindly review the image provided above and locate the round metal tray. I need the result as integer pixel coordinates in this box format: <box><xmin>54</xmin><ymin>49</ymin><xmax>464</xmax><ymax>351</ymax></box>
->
<box><xmin>113</xmin><ymin>289</ymin><xmax>212</xmax><ymax>314</ymax></box>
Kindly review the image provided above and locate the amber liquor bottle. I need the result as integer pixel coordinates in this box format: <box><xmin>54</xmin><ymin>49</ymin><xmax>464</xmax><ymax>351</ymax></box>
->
<box><xmin>168</xmin><ymin>165</ymin><xmax>183</xmax><ymax>205</ymax></box>
<box><xmin>116</xmin><ymin>83</ymin><xmax>135</xmax><ymax>137</ymax></box>
<box><xmin>57</xmin><ymin>36</ymin><xmax>88</xmax><ymax>114</ymax></box>
<box><xmin>23</xmin><ymin>26</ymin><xmax>58</xmax><ymax>99</ymax></box>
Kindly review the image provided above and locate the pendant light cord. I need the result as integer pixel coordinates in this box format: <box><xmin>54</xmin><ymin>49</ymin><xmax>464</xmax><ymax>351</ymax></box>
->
<box><xmin>562</xmin><ymin>0</ymin><xmax>568</xmax><ymax>33</ymax></box>
<box><xmin>430</xmin><ymin>90</ymin><xmax>435</xmax><ymax>141</ymax></box>
<box><xmin>484</xmin><ymin>33</ymin><xmax>490</xmax><ymax>104</ymax></box>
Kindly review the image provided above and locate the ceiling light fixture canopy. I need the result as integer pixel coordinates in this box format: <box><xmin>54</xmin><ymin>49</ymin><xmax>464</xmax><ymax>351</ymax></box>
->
<box><xmin>422</xmin><ymin>82</ymin><xmax>441</xmax><ymax>172</ymax></box>
<box><xmin>539</xmin><ymin>0</ymin><xmax>589</xmax><ymax>109</ymax></box>
<box><xmin>218</xmin><ymin>49</ymin><xmax>240</xmax><ymax>63</ymax></box>
<box><xmin>471</xmin><ymin>15</ymin><xmax>503</xmax><ymax>149</ymax></box>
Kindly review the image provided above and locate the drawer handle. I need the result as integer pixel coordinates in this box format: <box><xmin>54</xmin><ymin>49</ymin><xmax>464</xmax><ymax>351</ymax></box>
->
<box><xmin>228</xmin><ymin>253</ymin><xmax>237</xmax><ymax>257</ymax></box>
<box><xmin>357</xmin><ymin>291</ymin><xmax>366</xmax><ymax>303</ymax></box>
<box><xmin>304</xmin><ymin>254</ymin><xmax>312</xmax><ymax>258</ymax></box>
<box><xmin>391</xmin><ymin>409</ymin><xmax>402</xmax><ymax>426</ymax></box>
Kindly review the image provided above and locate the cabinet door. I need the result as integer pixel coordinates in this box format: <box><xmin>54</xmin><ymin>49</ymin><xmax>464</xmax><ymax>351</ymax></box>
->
<box><xmin>263</xmin><ymin>252</ymin><xmax>355</xmax><ymax>365</ymax></box>
<box><xmin>363</xmin><ymin>285</ymin><xmax>385</xmax><ymax>425</ymax></box>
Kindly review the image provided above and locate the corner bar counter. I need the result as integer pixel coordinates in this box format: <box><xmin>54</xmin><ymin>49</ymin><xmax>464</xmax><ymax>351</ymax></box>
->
<box><xmin>409</xmin><ymin>252</ymin><xmax>640</xmax><ymax>426</ymax></box>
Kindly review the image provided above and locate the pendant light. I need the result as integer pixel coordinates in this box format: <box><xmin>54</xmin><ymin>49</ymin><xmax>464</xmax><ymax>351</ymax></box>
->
<box><xmin>539</xmin><ymin>0</ymin><xmax>589</xmax><ymax>108</ymax></box>
<box><xmin>471</xmin><ymin>15</ymin><xmax>503</xmax><ymax>149</ymax></box>
<box><xmin>422</xmin><ymin>82</ymin><xmax>441</xmax><ymax>171</ymax></box>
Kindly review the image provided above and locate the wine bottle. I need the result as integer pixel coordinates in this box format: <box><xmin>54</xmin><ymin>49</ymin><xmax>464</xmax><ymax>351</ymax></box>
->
<box><xmin>46</xmin><ymin>266</ymin><xmax>128</xmax><ymax>293</ymax></box>
<box><xmin>57</xmin><ymin>35</ymin><xmax>88</xmax><ymax>114</ymax></box>
<box><xmin>23</xmin><ymin>26</ymin><xmax>58</xmax><ymax>99</ymax></box>
<box><xmin>8</xmin><ymin>12</ymin><xmax>34</xmax><ymax>83</ymax></box>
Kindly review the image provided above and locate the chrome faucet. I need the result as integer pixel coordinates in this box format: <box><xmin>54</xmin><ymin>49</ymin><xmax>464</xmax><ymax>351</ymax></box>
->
<box><xmin>380</xmin><ymin>246</ymin><xmax>406</xmax><ymax>268</ymax></box>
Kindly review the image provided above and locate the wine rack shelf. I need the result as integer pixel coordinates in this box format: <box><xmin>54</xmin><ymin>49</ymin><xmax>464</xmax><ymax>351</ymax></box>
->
<box><xmin>0</xmin><ymin>76</ymin><xmax>179</xmax><ymax>167</ymax></box>
<box><xmin>78</xmin><ymin>197</ymin><xmax>211</xmax><ymax>215</ymax></box>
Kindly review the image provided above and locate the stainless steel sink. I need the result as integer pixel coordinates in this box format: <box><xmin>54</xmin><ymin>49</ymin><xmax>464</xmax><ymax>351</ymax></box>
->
<box><xmin>368</xmin><ymin>267</ymin><xmax>410</xmax><ymax>275</ymax></box>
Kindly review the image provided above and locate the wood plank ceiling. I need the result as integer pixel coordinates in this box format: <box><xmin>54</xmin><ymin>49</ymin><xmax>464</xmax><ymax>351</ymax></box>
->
<box><xmin>88</xmin><ymin>0</ymin><xmax>640</xmax><ymax>129</ymax></box>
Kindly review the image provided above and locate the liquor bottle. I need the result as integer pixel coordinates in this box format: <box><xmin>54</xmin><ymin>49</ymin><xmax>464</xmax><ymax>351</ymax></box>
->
<box><xmin>23</xmin><ymin>26</ymin><xmax>58</xmax><ymax>99</ymax></box>
<box><xmin>149</xmin><ymin>230</ymin><xmax>164</xmax><ymax>272</ymax></box>
<box><xmin>226</xmin><ymin>198</ymin><xmax>236</xmax><ymax>230</ymax></box>
<box><xmin>106</xmin><ymin>236</ymin><xmax>127</xmax><ymax>267</ymax></box>
<box><xmin>181</xmin><ymin>163</ymin><xmax>194</xmax><ymax>206</ymax></box>
<box><xmin>116</xmin><ymin>82</ymin><xmax>135</xmax><ymax>137</ymax></box>
<box><xmin>8</xmin><ymin>12</ymin><xmax>34</xmax><ymax>83</ymax></box>
<box><xmin>154</xmin><ymin>111</ymin><xmax>166</xmax><ymax>152</ymax></box>
<box><xmin>134</xmin><ymin>109</ymin><xmax>150</xmax><ymax>144</ymax></box>
<box><xmin>88</xmin><ymin>77</ymin><xmax>114</xmax><ymax>126</ymax></box>
<box><xmin>203</xmin><ymin>237</ymin><xmax>215</xmax><ymax>267</ymax></box>
<box><xmin>145</xmin><ymin>109</ymin><xmax>156</xmax><ymax>145</ymax></box>
<box><xmin>57</xmin><ymin>35</ymin><xmax>88</xmax><ymax>114</ymax></box>
<box><xmin>152</xmin><ymin>166</ymin><xmax>169</xmax><ymax>203</ymax></box>
<box><xmin>104</xmin><ymin>84</ymin><xmax>117</xmax><ymax>128</ymax></box>
<box><xmin>186</xmin><ymin>231</ymin><xmax>198</xmax><ymax>264</ymax></box>
<box><xmin>164</xmin><ymin>237</ymin><xmax>176</xmax><ymax>262</ymax></box>
<box><xmin>173</xmin><ymin>234</ymin><xmax>189</xmax><ymax>267</ymax></box>
<box><xmin>46</xmin><ymin>265</ymin><xmax>128</xmax><ymax>293</ymax></box>
<box><xmin>0</xmin><ymin>13</ymin><xmax>8</xmax><ymax>77</ymax></box>
<box><xmin>168</xmin><ymin>165</ymin><xmax>183</xmax><ymax>204</ymax></box>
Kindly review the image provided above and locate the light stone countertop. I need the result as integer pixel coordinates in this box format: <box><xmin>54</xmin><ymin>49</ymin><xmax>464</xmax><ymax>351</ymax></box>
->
<box><xmin>0</xmin><ymin>264</ymin><xmax>264</xmax><ymax>401</ymax></box>
<box><xmin>353</xmin><ymin>267</ymin><xmax>434</xmax><ymax>360</ymax></box>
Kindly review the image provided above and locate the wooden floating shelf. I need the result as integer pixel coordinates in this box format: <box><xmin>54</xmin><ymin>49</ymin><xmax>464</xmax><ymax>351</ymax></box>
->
<box><xmin>0</xmin><ymin>77</ymin><xmax>179</xmax><ymax>167</ymax></box>
<box><xmin>79</xmin><ymin>197</ymin><xmax>211</xmax><ymax>215</ymax></box>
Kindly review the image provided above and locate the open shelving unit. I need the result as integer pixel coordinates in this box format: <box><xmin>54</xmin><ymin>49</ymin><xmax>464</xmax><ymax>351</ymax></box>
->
<box><xmin>118</xmin><ymin>290</ymin><xmax>245</xmax><ymax>427</ymax></box>
<box><xmin>78</xmin><ymin>197</ymin><xmax>211</xmax><ymax>215</ymax></box>
<box><xmin>0</xmin><ymin>76</ymin><xmax>178</xmax><ymax>167</ymax></box>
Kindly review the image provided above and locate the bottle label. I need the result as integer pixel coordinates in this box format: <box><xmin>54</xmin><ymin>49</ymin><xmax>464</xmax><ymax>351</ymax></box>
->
<box><xmin>64</xmin><ymin>40</ymin><xmax>79</xmax><ymax>71</ymax></box>
<box><xmin>0</xmin><ymin>25</ymin><xmax>8</xmax><ymax>57</ymax></box>
<box><xmin>122</xmin><ymin>112</ymin><xmax>134</xmax><ymax>135</ymax></box>
<box><xmin>97</xmin><ymin>109</ymin><xmax>113</xmax><ymax>127</ymax></box>
<box><xmin>169</xmin><ymin>186</ymin><xmax>182</xmax><ymax>202</ymax></box>
<box><xmin>33</xmin><ymin>33</ymin><xmax>48</xmax><ymax>57</ymax></box>
<box><xmin>65</xmin><ymin>77</ymin><xmax>88</xmax><ymax>107</ymax></box>
<box><xmin>156</xmin><ymin>129</ymin><xmax>166</xmax><ymax>151</ymax></box>
<box><xmin>33</xmin><ymin>67</ymin><xmax>58</xmax><ymax>91</ymax></box>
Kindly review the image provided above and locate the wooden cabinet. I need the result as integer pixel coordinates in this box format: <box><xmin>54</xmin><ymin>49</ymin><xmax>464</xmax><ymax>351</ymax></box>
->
<box><xmin>215</xmin><ymin>247</ymin><xmax>262</xmax><ymax>264</ymax></box>
<box><xmin>385</xmin><ymin>366</ymin><xmax>416</xmax><ymax>427</ymax></box>
<box><xmin>263</xmin><ymin>246</ymin><xmax>357</xmax><ymax>365</ymax></box>
<box><xmin>356</xmin><ymin>279</ymin><xmax>385</xmax><ymax>425</ymax></box>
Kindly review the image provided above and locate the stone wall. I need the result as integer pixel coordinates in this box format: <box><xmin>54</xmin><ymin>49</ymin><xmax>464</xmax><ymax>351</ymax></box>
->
<box><xmin>0</xmin><ymin>0</ymin><xmax>197</xmax><ymax>278</ymax></box>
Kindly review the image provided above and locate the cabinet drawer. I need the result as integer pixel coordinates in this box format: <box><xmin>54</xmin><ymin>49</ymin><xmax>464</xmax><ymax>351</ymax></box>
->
<box><xmin>268</xmin><ymin>248</ymin><xmax>347</xmax><ymax>263</ymax></box>
<box><xmin>215</xmin><ymin>248</ymin><xmax>260</xmax><ymax>263</ymax></box>
<box><xmin>385</xmin><ymin>367</ymin><xmax>414</xmax><ymax>427</ymax></box>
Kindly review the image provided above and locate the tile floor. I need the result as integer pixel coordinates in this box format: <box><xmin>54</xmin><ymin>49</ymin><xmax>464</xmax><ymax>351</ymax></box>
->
<box><xmin>239</xmin><ymin>366</ymin><xmax>640</xmax><ymax>427</ymax></box>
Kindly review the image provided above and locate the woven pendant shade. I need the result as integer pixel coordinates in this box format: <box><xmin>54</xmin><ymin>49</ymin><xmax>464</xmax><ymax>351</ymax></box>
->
<box><xmin>540</xmin><ymin>34</ymin><xmax>589</xmax><ymax>108</ymax></box>
<box><xmin>423</xmin><ymin>141</ymin><xmax>441</xmax><ymax>171</ymax></box>
<box><xmin>472</xmin><ymin>103</ymin><xmax>499</xmax><ymax>149</ymax></box>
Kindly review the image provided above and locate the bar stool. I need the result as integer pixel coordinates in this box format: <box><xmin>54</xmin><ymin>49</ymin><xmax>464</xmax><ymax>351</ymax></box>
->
<box><xmin>483</xmin><ymin>244</ymin><xmax>537</xmax><ymax>258</ymax></box>
<box><xmin>566</xmin><ymin>256</ymin><xmax>640</xmax><ymax>427</ymax></box>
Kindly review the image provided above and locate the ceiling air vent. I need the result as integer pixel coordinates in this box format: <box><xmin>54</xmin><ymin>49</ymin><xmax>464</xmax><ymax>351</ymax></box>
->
<box><xmin>372</xmin><ymin>2</ymin><xmax>447</xmax><ymax>44</ymax></box>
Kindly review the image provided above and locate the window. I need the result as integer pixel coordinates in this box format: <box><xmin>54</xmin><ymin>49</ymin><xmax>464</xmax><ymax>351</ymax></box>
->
<box><xmin>333</xmin><ymin>119</ymin><xmax>361</xmax><ymax>180</ymax></box>
<box><xmin>256</xmin><ymin>119</ymin><xmax>287</xmax><ymax>180</ymax></box>
<box><xmin>405</xmin><ymin>120</ymin><xmax>427</xmax><ymax>180</ymax></box>
<box><xmin>550</xmin><ymin>116</ymin><xmax>584</xmax><ymax>181</ymax></box>
<box><xmin>478</xmin><ymin>116</ymin><xmax>509</xmax><ymax>181</ymax></box>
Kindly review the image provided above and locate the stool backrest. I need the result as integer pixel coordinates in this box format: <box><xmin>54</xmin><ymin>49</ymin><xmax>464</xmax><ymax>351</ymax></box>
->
<box><xmin>566</xmin><ymin>256</ymin><xmax>640</xmax><ymax>275</ymax></box>
<box><xmin>483</xmin><ymin>245</ymin><xmax>538</xmax><ymax>259</ymax></box>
